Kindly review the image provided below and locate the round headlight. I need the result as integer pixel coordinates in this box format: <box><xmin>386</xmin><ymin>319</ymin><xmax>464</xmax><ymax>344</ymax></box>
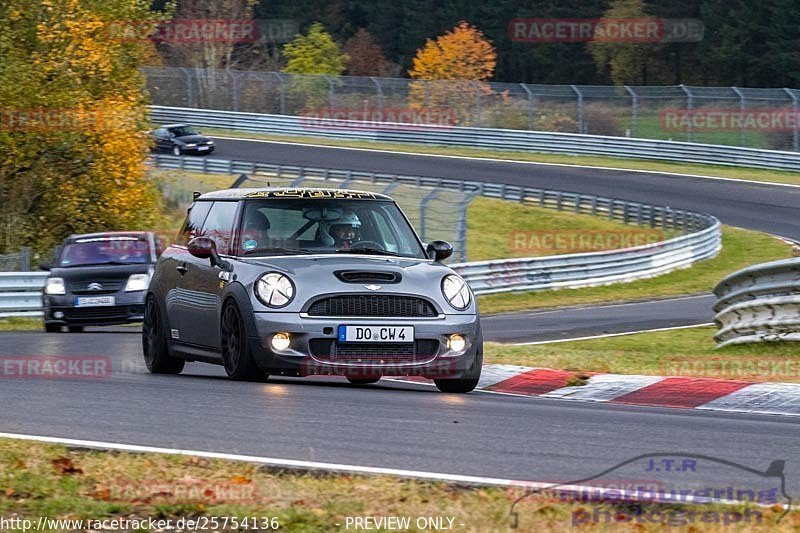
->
<box><xmin>442</xmin><ymin>274</ymin><xmax>471</xmax><ymax>310</ymax></box>
<box><xmin>254</xmin><ymin>273</ymin><xmax>295</xmax><ymax>308</ymax></box>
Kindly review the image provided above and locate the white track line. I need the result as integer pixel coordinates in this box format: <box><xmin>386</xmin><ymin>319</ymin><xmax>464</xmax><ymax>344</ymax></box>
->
<box><xmin>511</xmin><ymin>323</ymin><xmax>714</xmax><ymax>346</ymax></box>
<box><xmin>215</xmin><ymin>134</ymin><xmax>800</xmax><ymax>190</ymax></box>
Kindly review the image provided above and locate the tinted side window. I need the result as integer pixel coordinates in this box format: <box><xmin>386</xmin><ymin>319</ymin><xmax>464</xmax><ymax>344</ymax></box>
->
<box><xmin>177</xmin><ymin>201</ymin><xmax>212</xmax><ymax>246</ymax></box>
<box><xmin>200</xmin><ymin>201</ymin><xmax>239</xmax><ymax>255</ymax></box>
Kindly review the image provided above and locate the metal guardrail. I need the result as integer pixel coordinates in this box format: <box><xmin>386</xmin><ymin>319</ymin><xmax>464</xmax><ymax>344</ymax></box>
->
<box><xmin>150</xmin><ymin>106</ymin><xmax>800</xmax><ymax>171</ymax></box>
<box><xmin>713</xmin><ymin>258</ymin><xmax>800</xmax><ymax>347</ymax></box>
<box><xmin>152</xmin><ymin>154</ymin><xmax>721</xmax><ymax>297</ymax></box>
<box><xmin>0</xmin><ymin>272</ymin><xmax>47</xmax><ymax>318</ymax></box>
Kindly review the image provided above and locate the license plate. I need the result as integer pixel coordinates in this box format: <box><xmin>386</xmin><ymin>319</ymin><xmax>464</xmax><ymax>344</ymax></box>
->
<box><xmin>338</xmin><ymin>325</ymin><xmax>414</xmax><ymax>343</ymax></box>
<box><xmin>75</xmin><ymin>296</ymin><xmax>115</xmax><ymax>307</ymax></box>
<box><xmin>197</xmin><ymin>146</ymin><xmax>210</xmax><ymax>151</ymax></box>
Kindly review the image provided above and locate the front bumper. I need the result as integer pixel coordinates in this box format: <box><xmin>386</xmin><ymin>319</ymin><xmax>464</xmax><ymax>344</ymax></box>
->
<box><xmin>182</xmin><ymin>145</ymin><xmax>214</xmax><ymax>154</ymax></box>
<box><xmin>43</xmin><ymin>291</ymin><xmax>146</xmax><ymax>326</ymax></box>
<box><xmin>248</xmin><ymin>312</ymin><xmax>480</xmax><ymax>378</ymax></box>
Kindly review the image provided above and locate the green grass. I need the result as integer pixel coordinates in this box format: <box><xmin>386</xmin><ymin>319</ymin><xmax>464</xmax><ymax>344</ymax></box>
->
<box><xmin>477</xmin><ymin>226</ymin><xmax>794</xmax><ymax>315</ymax></box>
<box><xmin>467</xmin><ymin>197</ymin><xmax>675</xmax><ymax>262</ymax></box>
<box><xmin>485</xmin><ymin>326</ymin><xmax>800</xmax><ymax>383</ymax></box>
<box><xmin>200</xmin><ymin>127</ymin><xmax>800</xmax><ymax>186</ymax></box>
<box><xmin>0</xmin><ymin>317</ymin><xmax>42</xmax><ymax>332</ymax></box>
<box><xmin>1</xmin><ymin>438</ymin><xmax>794</xmax><ymax>531</ymax></box>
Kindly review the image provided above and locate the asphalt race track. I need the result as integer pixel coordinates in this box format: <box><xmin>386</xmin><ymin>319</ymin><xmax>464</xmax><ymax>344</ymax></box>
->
<box><xmin>2</xmin><ymin>137</ymin><xmax>799</xmax><ymax>497</ymax></box>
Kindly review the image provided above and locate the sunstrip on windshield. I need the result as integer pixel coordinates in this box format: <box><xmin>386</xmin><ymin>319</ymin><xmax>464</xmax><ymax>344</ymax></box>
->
<box><xmin>245</xmin><ymin>189</ymin><xmax>383</xmax><ymax>200</ymax></box>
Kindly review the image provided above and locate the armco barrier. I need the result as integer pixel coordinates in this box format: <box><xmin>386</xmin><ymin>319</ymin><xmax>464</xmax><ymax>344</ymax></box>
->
<box><xmin>0</xmin><ymin>272</ymin><xmax>47</xmax><ymax>318</ymax></box>
<box><xmin>713</xmin><ymin>258</ymin><xmax>800</xmax><ymax>347</ymax></box>
<box><xmin>150</xmin><ymin>106</ymin><xmax>800</xmax><ymax>171</ymax></box>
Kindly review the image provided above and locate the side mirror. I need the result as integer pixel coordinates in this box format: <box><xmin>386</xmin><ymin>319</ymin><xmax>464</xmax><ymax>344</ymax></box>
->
<box><xmin>40</xmin><ymin>262</ymin><xmax>51</xmax><ymax>271</ymax></box>
<box><xmin>426</xmin><ymin>240</ymin><xmax>453</xmax><ymax>262</ymax></box>
<box><xmin>187</xmin><ymin>237</ymin><xmax>232</xmax><ymax>271</ymax></box>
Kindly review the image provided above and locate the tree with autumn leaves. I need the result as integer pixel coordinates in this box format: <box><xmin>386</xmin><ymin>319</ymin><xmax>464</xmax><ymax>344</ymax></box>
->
<box><xmin>0</xmin><ymin>0</ymin><xmax>165</xmax><ymax>255</ymax></box>
<box><xmin>408</xmin><ymin>21</ymin><xmax>497</xmax><ymax>126</ymax></box>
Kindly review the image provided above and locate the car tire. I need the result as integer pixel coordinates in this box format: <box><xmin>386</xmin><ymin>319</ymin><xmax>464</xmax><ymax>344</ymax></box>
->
<box><xmin>434</xmin><ymin>342</ymin><xmax>483</xmax><ymax>394</ymax></box>
<box><xmin>346</xmin><ymin>377</ymin><xmax>381</xmax><ymax>385</ymax></box>
<box><xmin>172</xmin><ymin>145</ymin><xmax>182</xmax><ymax>156</ymax></box>
<box><xmin>67</xmin><ymin>325</ymin><xmax>84</xmax><ymax>333</ymax></box>
<box><xmin>142</xmin><ymin>297</ymin><xmax>185</xmax><ymax>374</ymax></box>
<box><xmin>44</xmin><ymin>323</ymin><xmax>61</xmax><ymax>333</ymax></box>
<box><xmin>221</xmin><ymin>302</ymin><xmax>267</xmax><ymax>382</ymax></box>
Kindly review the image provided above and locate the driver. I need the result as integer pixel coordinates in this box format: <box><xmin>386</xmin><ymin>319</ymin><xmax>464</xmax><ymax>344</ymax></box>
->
<box><xmin>241</xmin><ymin>211</ymin><xmax>271</xmax><ymax>252</ymax></box>
<box><xmin>329</xmin><ymin>211</ymin><xmax>361</xmax><ymax>250</ymax></box>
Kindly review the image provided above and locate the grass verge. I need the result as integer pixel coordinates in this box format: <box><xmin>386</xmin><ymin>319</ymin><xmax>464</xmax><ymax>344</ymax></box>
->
<box><xmin>477</xmin><ymin>226</ymin><xmax>794</xmax><ymax>315</ymax></box>
<box><xmin>485</xmin><ymin>325</ymin><xmax>800</xmax><ymax>383</ymax></box>
<box><xmin>0</xmin><ymin>317</ymin><xmax>42</xmax><ymax>332</ymax></box>
<box><xmin>200</xmin><ymin>127</ymin><xmax>800</xmax><ymax>186</ymax></box>
<box><xmin>0</xmin><ymin>438</ymin><xmax>794</xmax><ymax>531</ymax></box>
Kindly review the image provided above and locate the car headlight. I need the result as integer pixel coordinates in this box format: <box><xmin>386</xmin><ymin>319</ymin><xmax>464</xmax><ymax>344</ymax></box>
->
<box><xmin>124</xmin><ymin>273</ymin><xmax>150</xmax><ymax>292</ymax></box>
<box><xmin>442</xmin><ymin>274</ymin><xmax>471</xmax><ymax>310</ymax></box>
<box><xmin>185</xmin><ymin>143</ymin><xmax>197</xmax><ymax>148</ymax></box>
<box><xmin>255</xmin><ymin>273</ymin><xmax>295</xmax><ymax>308</ymax></box>
<box><xmin>44</xmin><ymin>277</ymin><xmax>65</xmax><ymax>295</ymax></box>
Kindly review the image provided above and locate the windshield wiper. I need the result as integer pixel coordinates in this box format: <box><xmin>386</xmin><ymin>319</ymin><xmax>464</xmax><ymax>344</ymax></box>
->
<box><xmin>242</xmin><ymin>247</ymin><xmax>313</xmax><ymax>256</ymax></box>
<box><xmin>335</xmin><ymin>248</ymin><xmax>404</xmax><ymax>257</ymax></box>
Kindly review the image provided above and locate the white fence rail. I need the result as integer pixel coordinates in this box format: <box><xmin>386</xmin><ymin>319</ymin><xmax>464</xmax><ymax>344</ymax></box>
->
<box><xmin>150</xmin><ymin>106</ymin><xmax>800</xmax><ymax>171</ymax></box>
<box><xmin>713</xmin><ymin>258</ymin><xmax>800</xmax><ymax>347</ymax></box>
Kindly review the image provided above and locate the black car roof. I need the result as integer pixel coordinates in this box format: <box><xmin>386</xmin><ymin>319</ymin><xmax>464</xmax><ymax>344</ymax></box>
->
<box><xmin>197</xmin><ymin>188</ymin><xmax>393</xmax><ymax>201</ymax></box>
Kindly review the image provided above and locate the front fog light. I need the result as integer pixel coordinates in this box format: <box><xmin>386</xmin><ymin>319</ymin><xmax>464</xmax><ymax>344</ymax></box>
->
<box><xmin>447</xmin><ymin>334</ymin><xmax>467</xmax><ymax>354</ymax></box>
<box><xmin>271</xmin><ymin>332</ymin><xmax>291</xmax><ymax>351</ymax></box>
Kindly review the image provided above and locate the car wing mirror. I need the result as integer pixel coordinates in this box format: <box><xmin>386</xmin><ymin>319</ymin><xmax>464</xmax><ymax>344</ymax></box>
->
<box><xmin>426</xmin><ymin>240</ymin><xmax>453</xmax><ymax>262</ymax></box>
<box><xmin>39</xmin><ymin>262</ymin><xmax>51</xmax><ymax>271</ymax></box>
<box><xmin>187</xmin><ymin>237</ymin><xmax>232</xmax><ymax>271</ymax></box>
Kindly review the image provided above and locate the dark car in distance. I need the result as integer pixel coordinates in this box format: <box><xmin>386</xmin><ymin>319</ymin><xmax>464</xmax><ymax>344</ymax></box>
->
<box><xmin>42</xmin><ymin>232</ymin><xmax>162</xmax><ymax>332</ymax></box>
<box><xmin>150</xmin><ymin>124</ymin><xmax>215</xmax><ymax>156</ymax></box>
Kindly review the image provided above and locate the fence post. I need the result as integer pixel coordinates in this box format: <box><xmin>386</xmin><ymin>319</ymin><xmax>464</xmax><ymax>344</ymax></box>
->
<box><xmin>784</xmin><ymin>88</ymin><xmax>798</xmax><ymax>151</ymax></box>
<box><xmin>571</xmin><ymin>85</ymin><xmax>584</xmax><ymax>133</ymax></box>
<box><xmin>679</xmin><ymin>84</ymin><xmax>693</xmax><ymax>142</ymax></box>
<box><xmin>455</xmin><ymin>193</ymin><xmax>477</xmax><ymax>262</ymax></box>
<box><xmin>229</xmin><ymin>70</ymin><xmax>239</xmax><ymax>111</ymax></box>
<box><xmin>371</xmin><ymin>77</ymin><xmax>383</xmax><ymax>111</ymax></box>
<box><xmin>324</xmin><ymin>75</ymin><xmax>335</xmax><ymax>113</ymax></box>
<box><xmin>731</xmin><ymin>87</ymin><xmax>746</xmax><ymax>146</ymax></box>
<box><xmin>273</xmin><ymin>72</ymin><xmax>286</xmax><ymax>115</ymax></box>
<box><xmin>521</xmin><ymin>83</ymin><xmax>534</xmax><ymax>130</ymax></box>
<box><xmin>419</xmin><ymin>189</ymin><xmax>440</xmax><ymax>242</ymax></box>
<box><xmin>624</xmin><ymin>85</ymin><xmax>637</xmax><ymax>137</ymax></box>
<box><xmin>180</xmin><ymin>67</ymin><xmax>195</xmax><ymax>108</ymax></box>
<box><xmin>473</xmin><ymin>82</ymin><xmax>482</xmax><ymax>126</ymax></box>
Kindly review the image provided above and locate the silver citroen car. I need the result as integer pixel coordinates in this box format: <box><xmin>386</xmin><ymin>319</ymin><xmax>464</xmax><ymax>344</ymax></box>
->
<box><xmin>143</xmin><ymin>188</ymin><xmax>482</xmax><ymax>393</ymax></box>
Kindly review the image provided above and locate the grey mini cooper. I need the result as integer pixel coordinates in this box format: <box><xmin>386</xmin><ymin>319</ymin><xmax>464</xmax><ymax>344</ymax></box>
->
<box><xmin>143</xmin><ymin>187</ymin><xmax>482</xmax><ymax>393</ymax></box>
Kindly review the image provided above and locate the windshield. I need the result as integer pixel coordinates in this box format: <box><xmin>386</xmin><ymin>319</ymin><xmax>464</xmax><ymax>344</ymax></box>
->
<box><xmin>58</xmin><ymin>236</ymin><xmax>152</xmax><ymax>267</ymax></box>
<box><xmin>169</xmin><ymin>126</ymin><xmax>199</xmax><ymax>137</ymax></box>
<box><xmin>237</xmin><ymin>198</ymin><xmax>426</xmax><ymax>259</ymax></box>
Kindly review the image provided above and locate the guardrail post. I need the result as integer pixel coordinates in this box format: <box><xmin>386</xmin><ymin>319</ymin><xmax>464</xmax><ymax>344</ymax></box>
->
<box><xmin>784</xmin><ymin>88</ymin><xmax>798</xmax><ymax>151</ymax></box>
<box><xmin>521</xmin><ymin>84</ymin><xmax>534</xmax><ymax>130</ymax></box>
<box><xmin>731</xmin><ymin>87</ymin><xmax>746</xmax><ymax>146</ymax></box>
<box><xmin>679</xmin><ymin>84</ymin><xmax>693</xmax><ymax>142</ymax></box>
<box><xmin>624</xmin><ymin>85</ymin><xmax>637</xmax><ymax>137</ymax></box>
<box><xmin>571</xmin><ymin>85</ymin><xmax>584</xmax><ymax>133</ymax></box>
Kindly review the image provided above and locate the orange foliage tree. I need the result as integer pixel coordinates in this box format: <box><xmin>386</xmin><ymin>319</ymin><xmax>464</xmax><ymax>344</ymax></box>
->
<box><xmin>408</xmin><ymin>21</ymin><xmax>497</xmax><ymax>125</ymax></box>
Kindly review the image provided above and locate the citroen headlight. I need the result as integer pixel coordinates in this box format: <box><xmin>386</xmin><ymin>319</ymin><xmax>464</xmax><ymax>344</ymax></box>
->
<box><xmin>442</xmin><ymin>274</ymin><xmax>471</xmax><ymax>310</ymax></box>
<box><xmin>255</xmin><ymin>273</ymin><xmax>295</xmax><ymax>308</ymax></box>
<box><xmin>125</xmin><ymin>273</ymin><xmax>150</xmax><ymax>292</ymax></box>
<box><xmin>44</xmin><ymin>277</ymin><xmax>66</xmax><ymax>295</ymax></box>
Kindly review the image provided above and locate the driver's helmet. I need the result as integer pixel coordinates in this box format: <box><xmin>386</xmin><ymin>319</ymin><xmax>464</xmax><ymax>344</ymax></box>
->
<box><xmin>329</xmin><ymin>211</ymin><xmax>361</xmax><ymax>249</ymax></box>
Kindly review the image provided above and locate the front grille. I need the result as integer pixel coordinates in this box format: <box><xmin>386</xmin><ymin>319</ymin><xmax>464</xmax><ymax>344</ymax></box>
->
<box><xmin>62</xmin><ymin>305</ymin><xmax>142</xmax><ymax>322</ymax></box>
<box><xmin>334</xmin><ymin>270</ymin><xmax>401</xmax><ymax>284</ymax></box>
<box><xmin>307</xmin><ymin>295</ymin><xmax>437</xmax><ymax>317</ymax></box>
<box><xmin>68</xmin><ymin>278</ymin><xmax>124</xmax><ymax>294</ymax></box>
<box><xmin>309</xmin><ymin>339</ymin><xmax>439</xmax><ymax>363</ymax></box>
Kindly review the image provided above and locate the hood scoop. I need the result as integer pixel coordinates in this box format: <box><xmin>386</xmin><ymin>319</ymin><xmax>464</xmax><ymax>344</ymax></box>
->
<box><xmin>335</xmin><ymin>270</ymin><xmax>401</xmax><ymax>284</ymax></box>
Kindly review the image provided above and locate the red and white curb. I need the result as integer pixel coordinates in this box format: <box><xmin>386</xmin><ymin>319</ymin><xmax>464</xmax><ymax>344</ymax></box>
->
<box><xmin>393</xmin><ymin>364</ymin><xmax>800</xmax><ymax>417</ymax></box>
